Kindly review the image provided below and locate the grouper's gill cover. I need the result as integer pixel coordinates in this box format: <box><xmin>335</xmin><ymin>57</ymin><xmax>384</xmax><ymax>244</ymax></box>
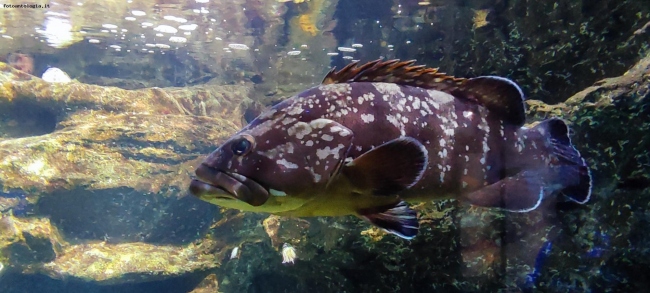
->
<box><xmin>189</xmin><ymin>59</ymin><xmax>593</xmax><ymax>240</ymax></box>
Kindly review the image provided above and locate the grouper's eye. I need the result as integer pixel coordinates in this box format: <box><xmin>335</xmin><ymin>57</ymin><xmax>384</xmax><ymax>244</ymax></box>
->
<box><xmin>231</xmin><ymin>134</ymin><xmax>255</xmax><ymax>156</ymax></box>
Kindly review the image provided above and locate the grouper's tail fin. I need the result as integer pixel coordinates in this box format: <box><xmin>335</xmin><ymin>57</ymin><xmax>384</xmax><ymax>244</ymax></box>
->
<box><xmin>533</xmin><ymin>118</ymin><xmax>592</xmax><ymax>204</ymax></box>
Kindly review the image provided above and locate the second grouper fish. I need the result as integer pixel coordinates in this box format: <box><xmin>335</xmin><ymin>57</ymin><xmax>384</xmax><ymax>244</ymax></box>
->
<box><xmin>189</xmin><ymin>59</ymin><xmax>592</xmax><ymax>239</ymax></box>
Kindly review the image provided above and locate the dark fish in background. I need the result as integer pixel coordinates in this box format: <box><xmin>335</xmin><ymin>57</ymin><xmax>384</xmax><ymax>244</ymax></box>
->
<box><xmin>189</xmin><ymin>59</ymin><xmax>592</xmax><ymax>239</ymax></box>
<box><xmin>0</xmin><ymin>189</ymin><xmax>31</xmax><ymax>217</ymax></box>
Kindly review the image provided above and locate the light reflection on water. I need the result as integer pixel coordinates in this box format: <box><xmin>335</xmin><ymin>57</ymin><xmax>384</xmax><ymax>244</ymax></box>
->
<box><xmin>0</xmin><ymin>0</ymin><xmax>403</xmax><ymax>77</ymax></box>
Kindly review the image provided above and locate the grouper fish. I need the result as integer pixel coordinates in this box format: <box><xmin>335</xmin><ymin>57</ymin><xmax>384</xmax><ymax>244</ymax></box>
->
<box><xmin>189</xmin><ymin>59</ymin><xmax>592</xmax><ymax>239</ymax></box>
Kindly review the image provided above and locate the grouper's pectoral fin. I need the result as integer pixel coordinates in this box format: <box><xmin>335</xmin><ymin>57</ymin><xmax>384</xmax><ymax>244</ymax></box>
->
<box><xmin>342</xmin><ymin>137</ymin><xmax>429</xmax><ymax>196</ymax></box>
<box><xmin>463</xmin><ymin>170</ymin><xmax>547</xmax><ymax>212</ymax></box>
<box><xmin>358</xmin><ymin>201</ymin><xmax>419</xmax><ymax>240</ymax></box>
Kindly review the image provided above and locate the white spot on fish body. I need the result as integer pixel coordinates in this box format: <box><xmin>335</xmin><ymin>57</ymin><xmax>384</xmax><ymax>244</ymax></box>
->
<box><xmin>517</xmin><ymin>142</ymin><xmax>524</xmax><ymax>152</ymax></box>
<box><xmin>413</xmin><ymin>99</ymin><xmax>421</xmax><ymax>110</ymax></box>
<box><xmin>439</xmin><ymin>139</ymin><xmax>446</xmax><ymax>146</ymax></box>
<box><xmin>312</xmin><ymin>171</ymin><xmax>322</xmax><ymax>182</ymax></box>
<box><xmin>438</xmin><ymin>149</ymin><xmax>447</xmax><ymax>158</ymax></box>
<box><xmin>426</xmin><ymin>90</ymin><xmax>454</xmax><ymax>104</ymax></box>
<box><xmin>282</xmin><ymin>118</ymin><xmax>295</xmax><ymax>125</ymax></box>
<box><xmin>463</xmin><ymin>111</ymin><xmax>473</xmax><ymax>119</ymax></box>
<box><xmin>373</xmin><ymin>82</ymin><xmax>403</xmax><ymax>96</ymax></box>
<box><xmin>287</xmin><ymin>122</ymin><xmax>312</xmax><ymax>139</ymax></box>
<box><xmin>322</xmin><ymin>134</ymin><xmax>334</xmax><ymax>141</ymax></box>
<box><xmin>361</xmin><ymin>114</ymin><xmax>375</xmax><ymax>123</ymax></box>
<box><xmin>318</xmin><ymin>83</ymin><xmax>352</xmax><ymax>96</ymax></box>
<box><xmin>310</xmin><ymin>119</ymin><xmax>332</xmax><ymax>129</ymax></box>
<box><xmin>483</xmin><ymin>140</ymin><xmax>490</xmax><ymax>153</ymax></box>
<box><xmin>479</xmin><ymin>157</ymin><xmax>486</xmax><ymax>164</ymax></box>
<box><xmin>287</xmin><ymin>106</ymin><xmax>303</xmax><ymax>116</ymax></box>
<box><xmin>306</xmin><ymin>140</ymin><xmax>314</xmax><ymax>146</ymax></box>
<box><xmin>316</xmin><ymin>144</ymin><xmax>345</xmax><ymax>160</ymax></box>
<box><xmin>462</xmin><ymin>181</ymin><xmax>468</xmax><ymax>188</ymax></box>
<box><xmin>277</xmin><ymin>158</ymin><xmax>298</xmax><ymax>169</ymax></box>
<box><xmin>421</xmin><ymin>102</ymin><xmax>433</xmax><ymax>114</ymax></box>
<box><xmin>330</xmin><ymin>125</ymin><xmax>351</xmax><ymax>136</ymax></box>
<box><xmin>357</xmin><ymin>96</ymin><xmax>364</xmax><ymax>105</ymax></box>
<box><xmin>386</xmin><ymin>114</ymin><xmax>401</xmax><ymax>129</ymax></box>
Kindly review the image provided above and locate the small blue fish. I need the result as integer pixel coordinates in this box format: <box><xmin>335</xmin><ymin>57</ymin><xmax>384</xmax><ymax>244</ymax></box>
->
<box><xmin>524</xmin><ymin>240</ymin><xmax>553</xmax><ymax>289</ymax></box>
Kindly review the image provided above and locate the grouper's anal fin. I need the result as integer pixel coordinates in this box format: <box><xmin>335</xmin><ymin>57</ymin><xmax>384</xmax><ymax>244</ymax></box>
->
<box><xmin>463</xmin><ymin>170</ymin><xmax>546</xmax><ymax>212</ymax></box>
<box><xmin>358</xmin><ymin>201</ymin><xmax>419</xmax><ymax>240</ymax></box>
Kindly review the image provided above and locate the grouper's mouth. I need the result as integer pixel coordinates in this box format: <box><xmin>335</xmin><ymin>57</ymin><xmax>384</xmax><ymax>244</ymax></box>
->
<box><xmin>189</xmin><ymin>163</ymin><xmax>270</xmax><ymax>207</ymax></box>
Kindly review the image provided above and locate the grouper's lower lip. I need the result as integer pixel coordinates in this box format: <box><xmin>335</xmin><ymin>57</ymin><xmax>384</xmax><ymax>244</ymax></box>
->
<box><xmin>189</xmin><ymin>163</ymin><xmax>270</xmax><ymax>207</ymax></box>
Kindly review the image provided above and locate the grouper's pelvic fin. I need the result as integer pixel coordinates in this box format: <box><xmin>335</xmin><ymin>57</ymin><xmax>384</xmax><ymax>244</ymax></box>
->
<box><xmin>463</xmin><ymin>118</ymin><xmax>592</xmax><ymax>212</ymax></box>
<box><xmin>358</xmin><ymin>201</ymin><xmax>419</xmax><ymax>240</ymax></box>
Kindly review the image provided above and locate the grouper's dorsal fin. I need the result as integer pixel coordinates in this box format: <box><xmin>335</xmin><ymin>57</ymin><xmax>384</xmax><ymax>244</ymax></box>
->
<box><xmin>322</xmin><ymin>60</ymin><xmax>526</xmax><ymax>126</ymax></box>
<box><xmin>462</xmin><ymin>76</ymin><xmax>526</xmax><ymax>126</ymax></box>
<box><xmin>321</xmin><ymin>59</ymin><xmax>465</xmax><ymax>93</ymax></box>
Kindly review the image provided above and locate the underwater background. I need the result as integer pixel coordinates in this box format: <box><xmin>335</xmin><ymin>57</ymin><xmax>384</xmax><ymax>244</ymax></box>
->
<box><xmin>0</xmin><ymin>0</ymin><xmax>649</xmax><ymax>292</ymax></box>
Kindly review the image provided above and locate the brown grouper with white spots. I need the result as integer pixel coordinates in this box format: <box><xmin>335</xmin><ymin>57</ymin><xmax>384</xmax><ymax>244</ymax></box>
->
<box><xmin>189</xmin><ymin>60</ymin><xmax>592</xmax><ymax>239</ymax></box>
